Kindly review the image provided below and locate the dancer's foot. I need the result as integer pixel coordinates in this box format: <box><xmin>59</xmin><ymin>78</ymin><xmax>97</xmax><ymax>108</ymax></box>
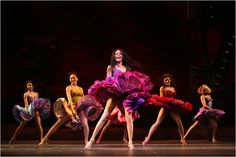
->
<box><xmin>95</xmin><ymin>139</ymin><xmax>101</xmax><ymax>144</ymax></box>
<box><xmin>38</xmin><ymin>139</ymin><xmax>48</xmax><ymax>146</ymax></box>
<box><xmin>123</xmin><ymin>138</ymin><xmax>128</xmax><ymax>144</ymax></box>
<box><xmin>128</xmin><ymin>143</ymin><xmax>135</xmax><ymax>150</ymax></box>
<box><xmin>9</xmin><ymin>138</ymin><xmax>15</xmax><ymax>144</ymax></box>
<box><xmin>181</xmin><ymin>139</ymin><xmax>187</xmax><ymax>145</ymax></box>
<box><xmin>212</xmin><ymin>139</ymin><xmax>218</xmax><ymax>143</ymax></box>
<box><xmin>84</xmin><ymin>139</ymin><xmax>94</xmax><ymax>150</ymax></box>
<box><xmin>142</xmin><ymin>137</ymin><xmax>148</xmax><ymax>146</ymax></box>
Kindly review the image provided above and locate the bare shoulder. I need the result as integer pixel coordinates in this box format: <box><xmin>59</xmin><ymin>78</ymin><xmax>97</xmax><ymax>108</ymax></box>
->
<box><xmin>66</xmin><ymin>85</ymin><xmax>71</xmax><ymax>91</ymax></box>
<box><xmin>23</xmin><ymin>92</ymin><xmax>28</xmax><ymax>97</ymax></box>
<box><xmin>107</xmin><ymin>65</ymin><xmax>112</xmax><ymax>71</ymax></box>
<box><xmin>159</xmin><ymin>86</ymin><xmax>164</xmax><ymax>91</ymax></box>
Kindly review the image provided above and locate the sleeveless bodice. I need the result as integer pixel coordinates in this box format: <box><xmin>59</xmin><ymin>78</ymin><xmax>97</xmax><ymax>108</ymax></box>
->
<box><xmin>71</xmin><ymin>91</ymin><xmax>83</xmax><ymax>104</ymax></box>
<box><xmin>27</xmin><ymin>95</ymin><xmax>35</xmax><ymax>104</ymax></box>
<box><xmin>205</xmin><ymin>96</ymin><xmax>213</xmax><ymax>108</ymax></box>
<box><xmin>163</xmin><ymin>87</ymin><xmax>176</xmax><ymax>98</ymax></box>
<box><xmin>112</xmin><ymin>68</ymin><xmax>125</xmax><ymax>77</ymax></box>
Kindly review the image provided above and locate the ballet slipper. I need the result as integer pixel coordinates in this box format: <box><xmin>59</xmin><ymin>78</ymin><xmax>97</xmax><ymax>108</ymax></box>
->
<box><xmin>128</xmin><ymin>143</ymin><xmax>135</xmax><ymax>150</ymax></box>
<box><xmin>84</xmin><ymin>139</ymin><xmax>95</xmax><ymax>150</ymax></box>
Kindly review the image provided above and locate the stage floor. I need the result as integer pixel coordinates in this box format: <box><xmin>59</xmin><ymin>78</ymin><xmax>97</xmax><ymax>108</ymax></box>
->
<box><xmin>1</xmin><ymin>140</ymin><xmax>235</xmax><ymax>156</ymax></box>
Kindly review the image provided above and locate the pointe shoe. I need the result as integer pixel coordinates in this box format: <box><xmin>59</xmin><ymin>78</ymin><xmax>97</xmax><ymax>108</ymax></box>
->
<box><xmin>38</xmin><ymin>140</ymin><xmax>48</xmax><ymax>146</ymax></box>
<box><xmin>84</xmin><ymin>140</ymin><xmax>94</xmax><ymax>150</ymax></box>
<box><xmin>128</xmin><ymin>143</ymin><xmax>135</xmax><ymax>150</ymax></box>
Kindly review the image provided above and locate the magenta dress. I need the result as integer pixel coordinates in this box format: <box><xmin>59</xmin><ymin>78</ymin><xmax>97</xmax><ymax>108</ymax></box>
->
<box><xmin>147</xmin><ymin>87</ymin><xmax>193</xmax><ymax>112</ymax></box>
<box><xmin>193</xmin><ymin>96</ymin><xmax>225</xmax><ymax>123</ymax></box>
<box><xmin>12</xmin><ymin>96</ymin><xmax>51</xmax><ymax>122</ymax></box>
<box><xmin>88</xmin><ymin>67</ymin><xmax>153</xmax><ymax>119</ymax></box>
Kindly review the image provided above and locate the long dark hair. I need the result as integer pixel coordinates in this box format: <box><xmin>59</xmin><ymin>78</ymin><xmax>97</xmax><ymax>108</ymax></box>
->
<box><xmin>110</xmin><ymin>48</ymin><xmax>141</xmax><ymax>71</ymax></box>
<box><xmin>161</xmin><ymin>73</ymin><xmax>176</xmax><ymax>89</ymax></box>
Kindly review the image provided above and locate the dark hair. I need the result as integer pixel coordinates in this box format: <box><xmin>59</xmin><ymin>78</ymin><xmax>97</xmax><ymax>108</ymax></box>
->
<box><xmin>68</xmin><ymin>71</ymin><xmax>78</xmax><ymax>78</ymax></box>
<box><xmin>25</xmin><ymin>80</ymin><xmax>34</xmax><ymax>91</ymax></box>
<box><xmin>161</xmin><ymin>73</ymin><xmax>176</xmax><ymax>88</ymax></box>
<box><xmin>110</xmin><ymin>48</ymin><xmax>141</xmax><ymax>71</ymax></box>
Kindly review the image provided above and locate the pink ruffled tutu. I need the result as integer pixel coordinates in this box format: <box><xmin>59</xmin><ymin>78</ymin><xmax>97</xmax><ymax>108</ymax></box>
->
<box><xmin>88</xmin><ymin>71</ymin><xmax>153</xmax><ymax>112</ymax></box>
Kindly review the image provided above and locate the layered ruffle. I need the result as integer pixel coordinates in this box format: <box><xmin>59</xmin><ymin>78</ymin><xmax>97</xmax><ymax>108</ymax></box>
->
<box><xmin>147</xmin><ymin>94</ymin><xmax>192</xmax><ymax>112</ymax></box>
<box><xmin>12</xmin><ymin>98</ymin><xmax>51</xmax><ymax>122</ymax></box>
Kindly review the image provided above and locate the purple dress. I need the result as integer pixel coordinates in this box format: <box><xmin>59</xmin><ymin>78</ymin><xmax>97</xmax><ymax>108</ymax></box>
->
<box><xmin>12</xmin><ymin>96</ymin><xmax>51</xmax><ymax>122</ymax></box>
<box><xmin>193</xmin><ymin>96</ymin><xmax>225</xmax><ymax>123</ymax></box>
<box><xmin>88</xmin><ymin>67</ymin><xmax>153</xmax><ymax>115</ymax></box>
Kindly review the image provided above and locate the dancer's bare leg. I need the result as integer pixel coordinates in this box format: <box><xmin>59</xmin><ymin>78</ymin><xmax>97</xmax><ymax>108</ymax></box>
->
<box><xmin>209</xmin><ymin>118</ymin><xmax>218</xmax><ymax>143</ymax></box>
<box><xmin>63</xmin><ymin>100</ymin><xmax>78</xmax><ymax>122</ymax></box>
<box><xmin>96</xmin><ymin>117</ymin><xmax>116</xmax><ymax>144</ymax></box>
<box><xmin>125</xmin><ymin>109</ymin><xmax>134</xmax><ymax>150</ymax></box>
<box><xmin>78</xmin><ymin>110</ymin><xmax>89</xmax><ymax>144</ymax></box>
<box><xmin>143</xmin><ymin>107</ymin><xmax>167</xmax><ymax>145</ymax></box>
<box><xmin>38</xmin><ymin>115</ymin><xmax>69</xmax><ymax>146</ymax></box>
<box><xmin>34</xmin><ymin>111</ymin><xmax>43</xmax><ymax>142</ymax></box>
<box><xmin>123</xmin><ymin>123</ymin><xmax>128</xmax><ymax>143</ymax></box>
<box><xmin>183</xmin><ymin>120</ymin><xmax>200</xmax><ymax>140</ymax></box>
<box><xmin>85</xmin><ymin>97</ymin><xmax>116</xmax><ymax>150</ymax></box>
<box><xmin>170</xmin><ymin>111</ymin><xmax>186</xmax><ymax>145</ymax></box>
<box><xmin>9</xmin><ymin>120</ymin><xmax>26</xmax><ymax>144</ymax></box>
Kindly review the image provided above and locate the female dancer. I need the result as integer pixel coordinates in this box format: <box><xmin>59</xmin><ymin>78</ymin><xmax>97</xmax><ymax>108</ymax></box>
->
<box><xmin>39</xmin><ymin>71</ymin><xmax>102</xmax><ymax>145</ymax></box>
<box><xmin>183</xmin><ymin>84</ymin><xmax>225</xmax><ymax>143</ymax></box>
<box><xmin>85</xmin><ymin>48</ymin><xmax>153</xmax><ymax>150</ymax></box>
<box><xmin>9</xmin><ymin>80</ymin><xmax>51</xmax><ymax>143</ymax></box>
<box><xmin>143</xmin><ymin>73</ymin><xmax>192</xmax><ymax>145</ymax></box>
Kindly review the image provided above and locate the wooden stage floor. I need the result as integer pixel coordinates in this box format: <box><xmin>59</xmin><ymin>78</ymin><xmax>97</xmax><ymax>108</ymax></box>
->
<box><xmin>1</xmin><ymin>140</ymin><xmax>235</xmax><ymax>156</ymax></box>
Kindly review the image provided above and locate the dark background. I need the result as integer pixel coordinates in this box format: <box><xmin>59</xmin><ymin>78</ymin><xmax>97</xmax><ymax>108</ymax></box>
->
<box><xmin>2</xmin><ymin>1</ymin><xmax>235</xmax><ymax>131</ymax></box>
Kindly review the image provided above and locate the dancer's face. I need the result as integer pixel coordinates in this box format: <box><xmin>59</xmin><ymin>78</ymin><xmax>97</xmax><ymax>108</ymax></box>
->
<box><xmin>26</xmin><ymin>82</ymin><xmax>33</xmax><ymax>91</ymax></box>
<box><xmin>70</xmin><ymin>74</ymin><xmax>78</xmax><ymax>85</ymax></box>
<box><xmin>163</xmin><ymin>77</ymin><xmax>171</xmax><ymax>86</ymax></box>
<box><xmin>114</xmin><ymin>50</ymin><xmax>123</xmax><ymax>63</ymax></box>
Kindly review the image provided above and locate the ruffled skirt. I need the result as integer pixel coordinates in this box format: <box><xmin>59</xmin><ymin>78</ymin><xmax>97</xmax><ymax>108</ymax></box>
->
<box><xmin>193</xmin><ymin>107</ymin><xmax>225</xmax><ymax>122</ymax></box>
<box><xmin>12</xmin><ymin>98</ymin><xmax>51</xmax><ymax>122</ymax></box>
<box><xmin>88</xmin><ymin>71</ymin><xmax>153</xmax><ymax>113</ymax></box>
<box><xmin>147</xmin><ymin>94</ymin><xmax>193</xmax><ymax>112</ymax></box>
<box><xmin>53</xmin><ymin>95</ymin><xmax>103</xmax><ymax>130</ymax></box>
